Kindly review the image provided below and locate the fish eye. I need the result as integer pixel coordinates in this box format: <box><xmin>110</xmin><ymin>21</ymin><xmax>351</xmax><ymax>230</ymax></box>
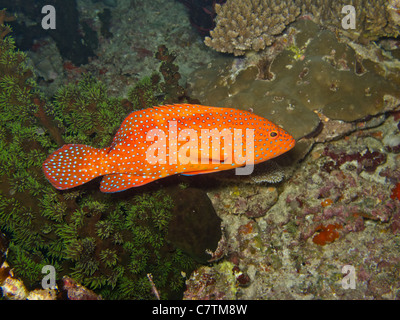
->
<box><xmin>270</xmin><ymin>131</ymin><xmax>278</xmax><ymax>138</ymax></box>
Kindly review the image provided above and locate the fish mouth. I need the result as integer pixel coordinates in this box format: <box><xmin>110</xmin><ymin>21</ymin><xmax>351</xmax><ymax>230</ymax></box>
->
<box><xmin>274</xmin><ymin>128</ymin><xmax>296</xmax><ymax>154</ymax></box>
<box><xmin>273</xmin><ymin>141</ymin><xmax>295</xmax><ymax>156</ymax></box>
<box><xmin>287</xmin><ymin>136</ymin><xmax>296</xmax><ymax>149</ymax></box>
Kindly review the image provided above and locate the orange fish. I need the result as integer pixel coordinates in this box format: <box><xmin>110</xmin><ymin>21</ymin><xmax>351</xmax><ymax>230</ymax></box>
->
<box><xmin>43</xmin><ymin>104</ymin><xmax>295</xmax><ymax>192</ymax></box>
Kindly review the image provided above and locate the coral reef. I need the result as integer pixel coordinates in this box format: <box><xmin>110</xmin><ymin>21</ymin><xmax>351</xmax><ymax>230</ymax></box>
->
<box><xmin>67</xmin><ymin>0</ymin><xmax>221</xmax><ymax>101</ymax></box>
<box><xmin>0</xmin><ymin>25</ymin><xmax>221</xmax><ymax>299</ymax></box>
<box><xmin>300</xmin><ymin>0</ymin><xmax>400</xmax><ymax>42</ymax></box>
<box><xmin>184</xmin><ymin>261</ymin><xmax>239</xmax><ymax>299</ymax></box>
<box><xmin>204</xmin><ymin>0</ymin><xmax>300</xmax><ymax>56</ymax></box>
<box><xmin>0</xmin><ymin>260</ymin><xmax>58</xmax><ymax>300</ymax></box>
<box><xmin>209</xmin><ymin>184</ymin><xmax>278</xmax><ymax>218</ymax></box>
<box><xmin>1</xmin><ymin>258</ymin><xmax>99</xmax><ymax>300</ymax></box>
<box><xmin>154</xmin><ymin>45</ymin><xmax>197</xmax><ymax>104</ymax></box>
<box><xmin>322</xmin><ymin>146</ymin><xmax>387</xmax><ymax>174</ymax></box>
<box><xmin>193</xmin><ymin>113</ymin><xmax>400</xmax><ymax>299</ymax></box>
<box><xmin>63</xmin><ymin>276</ymin><xmax>101</xmax><ymax>300</ymax></box>
<box><xmin>205</xmin><ymin>0</ymin><xmax>400</xmax><ymax>55</ymax></box>
<box><xmin>190</xmin><ymin>20</ymin><xmax>400</xmax><ymax>140</ymax></box>
<box><xmin>126</xmin><ymin>45</ymin><xmax>198</xmax><ymax>110</ymax></box>
<box><xmin>2</xmin><ymin>0</ymin><xmax>400</xmax><ymax>301</ymax></box>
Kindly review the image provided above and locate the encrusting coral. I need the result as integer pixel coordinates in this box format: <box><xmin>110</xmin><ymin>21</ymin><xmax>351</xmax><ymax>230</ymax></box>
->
<box><xmin>205</xmin><ymin>0</ymin><xmax>400</xmax><ymax>56</ymax></box>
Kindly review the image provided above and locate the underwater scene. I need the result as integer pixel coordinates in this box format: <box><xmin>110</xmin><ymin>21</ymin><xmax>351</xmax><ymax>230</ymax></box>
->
<box><xmin>1</xmin><ymin>0</ymin><xmax>400</xmax><ymax>302</ymax></box>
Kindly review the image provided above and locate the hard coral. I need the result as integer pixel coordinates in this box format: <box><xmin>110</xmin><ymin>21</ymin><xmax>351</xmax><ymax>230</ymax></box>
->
<box><xmin>190</xmin><ymin>20</ymin><xmax>400</xmax><ymax>140</ymax></box>
<box><xmin>204</xmin><ymin>0</ymin><xmax>300</xmax><ymax>56</ymax></box>
<box><xmin>204</xmin><ymin>0</ymin><xmax>400</xmax><ymax>55</ymax></box>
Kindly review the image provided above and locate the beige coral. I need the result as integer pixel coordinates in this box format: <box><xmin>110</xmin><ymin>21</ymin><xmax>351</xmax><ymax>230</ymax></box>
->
<box><xmin>204</xmin><ymin>0</ymin><xmax>300</xmax><ymax>56</ymax></box>
<box><xmin>205</xmin><ymin>0</ymin><xmax>400</xmax><ymax>56</ymax></box>
<box><xmin>301</xmin><ymin>0</ymin><xmax>400</xmax><ymax>40</ymax></box>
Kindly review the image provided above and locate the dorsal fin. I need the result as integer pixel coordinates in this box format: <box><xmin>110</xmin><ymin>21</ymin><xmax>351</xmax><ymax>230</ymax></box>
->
<box><xmin>110</xmin><ymin>104</ymin><xmax>236</xmax><ymax>148</ymax></box>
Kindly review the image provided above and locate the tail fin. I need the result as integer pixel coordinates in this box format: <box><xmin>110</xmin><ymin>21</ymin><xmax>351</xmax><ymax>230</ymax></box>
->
<box><xmin>42</xmin><ymin>144</ymin><xmax>107</xmax><ymax>190</ymax></box>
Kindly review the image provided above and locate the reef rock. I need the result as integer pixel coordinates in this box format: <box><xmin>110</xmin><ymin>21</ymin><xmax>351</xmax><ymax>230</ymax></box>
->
<box><xmin>190</xmin><ymin>20</ymin><xmax>400</xmax><ymax>140</ymax></box>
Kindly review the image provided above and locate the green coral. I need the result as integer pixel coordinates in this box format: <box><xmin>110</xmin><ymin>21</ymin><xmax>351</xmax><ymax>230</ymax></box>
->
<box><xmin>100</xmin><ymin>249</ymin><xmax>118</xmax><ymax>268</ymax></box>
<box><xmin>0</xmin><ymin>24</ymin><xmax>198</xmax><ymax>299</ymax></box>
<box><xmin>95</xmin><ymin>220</ymin><xmax>114</xmax><ymax>239</ymax></box>
<box><xmin>51</xmin><ymin>74</ymin><xmax>128</xmax><ymax>148</ymax></box>
<box><xmin>127</xmin><ymin>74</ymin><xmax>162</xmax><ymax>110</ymax></box>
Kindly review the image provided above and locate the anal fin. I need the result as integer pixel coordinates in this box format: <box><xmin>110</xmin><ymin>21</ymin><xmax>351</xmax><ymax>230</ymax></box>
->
<box><xmin>182</xmin><ymin>168</ymin><xmax>226</xmax><ymax>176</ymax></box>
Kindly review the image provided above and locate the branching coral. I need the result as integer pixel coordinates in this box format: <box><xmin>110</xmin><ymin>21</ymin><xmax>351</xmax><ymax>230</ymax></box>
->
<box><xmin>205</xmin><ymin>0</ymin><xmax>400</xmax><ymax>55</ymax></box>
<box><xmin>204</xmin><ymin>0</ymin><xmax>300</xmax><ymax>56</ymax></box>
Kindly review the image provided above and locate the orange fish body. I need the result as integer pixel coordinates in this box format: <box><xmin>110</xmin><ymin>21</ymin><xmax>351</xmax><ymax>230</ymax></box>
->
<box><xmin>43</xmin><ymin>104</ymin><xmax>295</xmax><ymax>192</ymax></box>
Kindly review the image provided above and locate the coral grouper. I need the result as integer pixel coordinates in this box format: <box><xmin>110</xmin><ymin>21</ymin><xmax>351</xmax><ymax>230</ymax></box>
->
<box><xmin>43</xmin><ymin>104</ymin><xmax>295</xmax><ymax>192</ymax></box>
